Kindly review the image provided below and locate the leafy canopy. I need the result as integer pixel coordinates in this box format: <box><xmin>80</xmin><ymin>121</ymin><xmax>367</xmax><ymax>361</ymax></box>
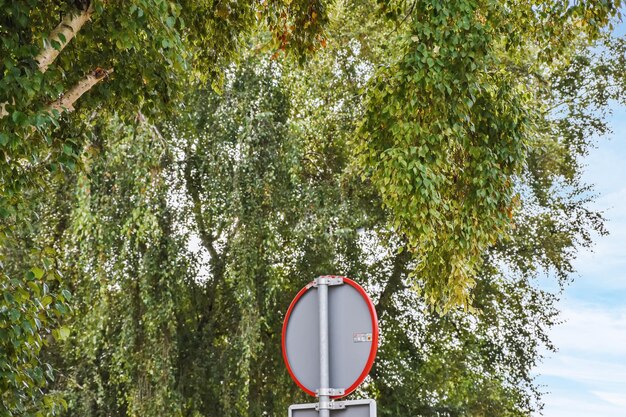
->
<box><xmin>1</xmin><ymin>0</ymin><xmax>624</xmax><ymax>415</ymax></box>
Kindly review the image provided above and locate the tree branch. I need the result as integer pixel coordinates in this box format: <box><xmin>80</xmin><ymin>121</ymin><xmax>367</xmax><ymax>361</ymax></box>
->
<box><xmin>0</xmin><ymin>3</ymin><xmax>97</xmax><ymax>119</ymax></box>
<box><xmin>375</xmin><ymin>247</ymin><xmax>411</xmax><ymax>317</ymax></box>
<box><xmin>46</xmin><ymin>67</ymin><xmax>113</xmax><ymax>115</ymax></box>
<box><xmin>35</xmin><ymin>3</ymin><xmax>95</xmax><ymax>73</ymax></box>
<box><xmin>0</xmin><ymin>101</ymin><xmax>9</xmax><ymax>119</ymax></box>
<box><xmin>183</xmin><ymin>158</ymin><xmax>219</xmax><ymax>262</ymax></box>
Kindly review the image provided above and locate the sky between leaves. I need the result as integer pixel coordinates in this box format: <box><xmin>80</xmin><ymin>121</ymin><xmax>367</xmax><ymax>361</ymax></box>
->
<box><xmin>533</xmin><ymin>19</ymin><xmax>626</xmax><ymax>417</ymax></box>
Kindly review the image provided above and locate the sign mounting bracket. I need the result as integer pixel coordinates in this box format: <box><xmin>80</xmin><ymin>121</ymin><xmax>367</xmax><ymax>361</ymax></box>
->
<box><xmin>315</xmin><ymin>388</ymin><xmax>345</xmax><ymax>396</ymax></box>
<box><xmin>313</xmin><ymin>276</ymin><xmax>344</xmax><ymax>287</ymax></box>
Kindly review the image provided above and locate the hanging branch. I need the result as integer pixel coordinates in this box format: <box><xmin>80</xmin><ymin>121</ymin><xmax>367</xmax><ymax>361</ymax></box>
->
<box><xmin>46</xmin><ymin>67</ymin><xmax>113</xmax><ymax>115</ymax></box>
<box><xmin>375</xmin><ymin>246</ymin><xmax>411</xmax><ymax>317</ymax></box>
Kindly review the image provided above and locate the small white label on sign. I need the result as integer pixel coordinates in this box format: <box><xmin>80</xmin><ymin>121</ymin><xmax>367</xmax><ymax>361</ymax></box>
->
<box><xmin>353</xmin><ymin>333</ymin><xmax>373</xmax><ymax>343</ymax></box>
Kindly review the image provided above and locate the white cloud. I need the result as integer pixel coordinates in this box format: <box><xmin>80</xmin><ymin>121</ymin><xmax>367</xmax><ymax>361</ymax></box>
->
<box><xmin>592</xmin><ymin>391</ymin><xmax>626</xmax><ymax>408</ymax></box>
<box><xmin>550</xmin><ymin>304</ymin><xmax>626</xmax><ymax>356</ymax></box>
<box><xmin>535</xmin><ymin>303</ymin><xmax>626</xmax><ymax>417</ymax></box>
<box><xmin>536</xmin><ymin>353</ymin><xmax>626</xmax><ymax>417</ymax></box>
<box><xmin>540</xmin><ymin>354</ymin><xmax>626</xmax><ymax>385</ymax></box>
<box><xmin>540</xmin><ymin>395</ymin><xmax>626</xmax><ymax>417</ymax></box>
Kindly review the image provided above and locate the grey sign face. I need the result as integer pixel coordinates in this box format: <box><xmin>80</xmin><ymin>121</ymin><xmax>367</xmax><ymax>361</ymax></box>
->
<box><xmin>283</xmin><ymin>279</ymin><xmax>378</xmax><ymax>396</ymax></box>
<box><xmin>289</xmin><ymin>399</ymin><xmax>376</xmax><ymax>417</ymax></box>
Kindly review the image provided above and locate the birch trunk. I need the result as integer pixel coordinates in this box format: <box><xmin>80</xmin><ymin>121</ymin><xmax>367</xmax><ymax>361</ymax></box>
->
<box><xmin>35</xmin><ymin>4</ymin><xmax>95</xmax><ymax>73</ymax></box>
<box><xmin>0</xmin><ymin>4</ymin><xmax>96</xmax><ymax>119</ymax></box>
<box><xmin>46</xmin><ymin>68</ymin><xmax>113</xmax><ymax>115</ymax></box>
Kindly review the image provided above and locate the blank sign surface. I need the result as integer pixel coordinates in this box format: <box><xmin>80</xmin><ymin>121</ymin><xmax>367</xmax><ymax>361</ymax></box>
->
<box><xmin>282</xmin><ymin>277</ymin><xmax>378</xmax><ymax>397</ymax></box>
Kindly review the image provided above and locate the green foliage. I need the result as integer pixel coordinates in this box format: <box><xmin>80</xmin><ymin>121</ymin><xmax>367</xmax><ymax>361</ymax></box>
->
<box><xmin>0</xmin><ymin>1</ymin><xmax>329</xmax><ymax>413</ymax></box>
<box><xmin>356</xmin><ymin>0</ymin><xmax>621</xmax><ymax>308</ymax></box>
<box><xmin>371</xmin><ymin>266</ymin><xmax>559</xmax><ymax>417</ymax></box>
<box><xmin>43</xmin><ymin>33</ymin><xmax>614</xmax><ymax>414</ymax></box>
<box><xmin>1</xmin><ymin>1</ymin><xmax>624</xmax><ymax>416</ymax></box>
<box><xmin>0</xmin><ymin>259</ymin><xmax>70</xmax><ymax>416</ymax></box>
<box><xmin>0</xmin><ymin>0</ymin><xmax>330</xmax><ymax>209</ymax></box>
<box><xmin>54</xmin><ymin>118</ymin><xmax>186</xmax><ymax>416</ymax></box>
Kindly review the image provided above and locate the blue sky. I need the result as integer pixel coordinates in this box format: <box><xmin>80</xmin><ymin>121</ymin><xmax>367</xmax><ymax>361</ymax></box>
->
<box><xmin>533</xmin><ymin>24</ymin><xmax>626</xmax><ymax>415</ymax></box>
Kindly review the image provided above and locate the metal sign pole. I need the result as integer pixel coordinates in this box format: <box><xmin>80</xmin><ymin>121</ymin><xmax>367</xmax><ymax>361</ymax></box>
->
<box><xmin>318</xmin><ymin>279</ymin><xmax>330</xmax><ymax>417</ymax></box>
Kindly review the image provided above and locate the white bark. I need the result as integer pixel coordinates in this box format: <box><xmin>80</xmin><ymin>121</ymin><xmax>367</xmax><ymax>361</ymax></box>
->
<box><xmin>46</xmin><ymin>68</ymin><xmax>113</xmax><ymax>115</ymax></box>
<box><xmin>1</xmin><ymin>4</ymin><xmax>96</xmax><ymax>119</ymax></box>
<box><xmin>35</xmin><ymin>4</ymin><xmax>95</xmax><ymax>73</ymax></box>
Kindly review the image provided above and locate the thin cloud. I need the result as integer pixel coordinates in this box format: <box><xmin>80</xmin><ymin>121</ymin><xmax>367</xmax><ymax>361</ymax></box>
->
<box><xmin>592</xmin><ymin>391</ymin><xmax>626</xmax><ymax>408</ymax></box>
<box><xmin>540</xmin><ymin>354</ymin><xmax>626</xmax><ymax>384</ymax></box>
<box><xmin>540</xmin><ymin>395</ymin><xmax>626</xmax><ymax>417</ymax></box>
<box><xmin>550</xmin><ymin>304</ymin><xmax>626</xmax><ymax>356</ymax></box>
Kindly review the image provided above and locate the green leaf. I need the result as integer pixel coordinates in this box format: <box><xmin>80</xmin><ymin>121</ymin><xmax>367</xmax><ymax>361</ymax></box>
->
<box><xmin>11</xmin><ymin>111</ymin><xmax>27</xmax><ymax>126</ymax></box>
<box><xmin>9</xmin><ymin>309</ymin><xmax>20</xmax><ymax>322</ymax></box>
<box><xmin>57</xmin><ymin>327</ymin><xmax>70</xmax><ymax>341</ymax></box>
<box><xmin>60</xmin><ymin>289</ymin><xmax>72</xmax><ymax>301</ymax></box>
<box><xmin>41</xmin><ymin>295</ymin><xmax>53</xmax><ymax>307</ymax></box>
<box><xmin>31</xmin><ymin>267</ymin><xmax>45</xmax><ymax>279</ymax></box>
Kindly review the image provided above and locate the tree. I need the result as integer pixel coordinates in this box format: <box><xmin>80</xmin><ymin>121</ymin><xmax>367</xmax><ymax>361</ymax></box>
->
<box><xmin>41</xmin><ymin>22</ymin><xmax>624</xmax><ymax>414</ymax></box>
<box><xmin>2</xmin><ymin>1</ymin><xmax>624</xmax><ymax>416</ymax></box>
<box><xmin>0</xmin><ymin>1</ymin><xmax>329</xmax><ymax>414</ymax></box>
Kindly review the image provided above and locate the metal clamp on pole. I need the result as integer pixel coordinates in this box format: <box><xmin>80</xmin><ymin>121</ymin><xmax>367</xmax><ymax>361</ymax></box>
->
<box><xmin>313</xmin><ymin>276</ymin><xmax>344</xmax><ymax>287</ymax></box>
<box><xmin>315</xmin><ymin>388</ymin><xmax>345</xmax><ymax>397</ymax></box>
<box><xmin>317</xmin><ymin>401</ymin><xmax>331</xmax><ymax>411</ymax></box>
<box><xmin>315</xmin><ymin>401</ymin><xmax>346</xmax><ymax>411</ymax></box>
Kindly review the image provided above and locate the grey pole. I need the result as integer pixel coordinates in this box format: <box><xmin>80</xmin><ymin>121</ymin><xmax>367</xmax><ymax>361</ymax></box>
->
<box><xmin>318</xmin><ymin>279</ymin><xmax>330</xmax><ymax>417</ymax></box>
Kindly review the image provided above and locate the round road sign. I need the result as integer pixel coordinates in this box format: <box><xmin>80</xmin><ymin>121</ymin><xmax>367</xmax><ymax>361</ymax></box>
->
<box><xmin>281</xmin><ymin>276</ymin><xmax>378</xmax><ymax>398</ymax></box>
